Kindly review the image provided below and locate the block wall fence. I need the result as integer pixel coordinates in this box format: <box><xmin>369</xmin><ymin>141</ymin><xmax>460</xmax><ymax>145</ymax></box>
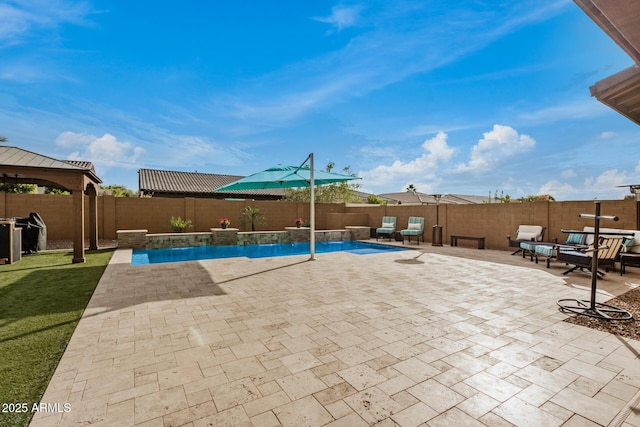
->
<box><xmin>0</xmin><ymin>192</ymin><xmax>637</xmax><ymax>250</ymax></box>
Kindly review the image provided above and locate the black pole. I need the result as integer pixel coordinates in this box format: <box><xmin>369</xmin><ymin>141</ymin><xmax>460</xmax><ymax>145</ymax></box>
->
<box><xmin>557</xmin><ymin>201</ymin><xmax>630</xmax><ymax>320</ymax></box>
<box><xmin>590</xmin><ymin>202</ymin><xmax>600</xmax><ymax>310</ymax></box>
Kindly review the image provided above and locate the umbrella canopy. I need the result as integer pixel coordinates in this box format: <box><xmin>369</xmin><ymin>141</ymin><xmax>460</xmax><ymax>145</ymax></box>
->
<box><xmin>214</xmin><ymin>154</ymin><xmax>359</xmax><ymax>260</ymax></box>
<box><xmin>214</xmin><ymin>164</ymin><xmax>357</xmax><ymax>191</ymax></box>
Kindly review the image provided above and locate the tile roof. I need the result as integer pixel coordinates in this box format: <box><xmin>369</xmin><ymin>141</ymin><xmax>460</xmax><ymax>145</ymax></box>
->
<box><xmin>138</xmin><ymin>168</ymin><xmax>286</xmax><ymax>198</ymax></box>
<box><xmin>0</xmin><ymin>146</ymin><xmax>101</xmax><ymax>183</ymax></box>
<box><xmin>1</xmin><ymin>146</ymin><xmax>85</xmax><ymax>170</ymax></box>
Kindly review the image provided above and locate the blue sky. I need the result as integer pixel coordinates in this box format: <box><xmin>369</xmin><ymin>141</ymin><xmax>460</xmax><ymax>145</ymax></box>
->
<box><xmin>1</xmin><ymin>0</ymin><xmax>639</xmax><ymax>200</ymax></box>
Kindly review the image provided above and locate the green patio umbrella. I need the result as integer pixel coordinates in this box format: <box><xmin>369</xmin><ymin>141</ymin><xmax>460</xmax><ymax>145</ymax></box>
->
<box><xmin>214</xmin><ymin>153</ymin><xmax>359</xmax><ymax>260</ymax></box>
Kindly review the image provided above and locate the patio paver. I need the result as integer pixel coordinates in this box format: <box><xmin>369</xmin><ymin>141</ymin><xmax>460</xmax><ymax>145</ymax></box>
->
<box><xmin>31</xmin><ymin>243</ymin><xmax>640</xmax><ymax>426</ymax></box>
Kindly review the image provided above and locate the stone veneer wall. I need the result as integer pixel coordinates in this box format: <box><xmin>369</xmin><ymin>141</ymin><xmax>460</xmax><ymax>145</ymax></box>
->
<box><xmin>116</xmin><ymin>230</ymin><xmax>147</xmax><ymax>249</ymax></box>
<box><xmin>146</xmin><ymin>232</ymin><xmax>213</xmax><ymax>249</ymax></box>
<box><xmin>120</xmin><ymin>228</ymin><xmax>365</xmax><ymax>250</ymax></box>
<box><xmin>238</xmin><ymin>231</ymin><xmax>289</xmax><ymax>245</ymax></box>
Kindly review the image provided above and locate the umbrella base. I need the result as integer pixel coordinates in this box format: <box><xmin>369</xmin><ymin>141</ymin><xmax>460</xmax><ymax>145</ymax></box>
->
<box><xmin>557</xmin><ymin>298</ymin><xmax>632</xmax><ymax>321</ymax></box>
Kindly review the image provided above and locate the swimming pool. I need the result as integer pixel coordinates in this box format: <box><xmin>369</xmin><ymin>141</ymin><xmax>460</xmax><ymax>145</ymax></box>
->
<box><xmin>132</xmin><ymin>240</ymin><xmax>409</xmax><ymax>265</ymax></box>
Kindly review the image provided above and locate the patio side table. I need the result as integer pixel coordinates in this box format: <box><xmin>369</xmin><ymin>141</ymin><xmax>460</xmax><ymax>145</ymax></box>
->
<box><xmin>620</xmin><ymin>253</ymin><xmax>640</xmax><ymax>275</ymax></box>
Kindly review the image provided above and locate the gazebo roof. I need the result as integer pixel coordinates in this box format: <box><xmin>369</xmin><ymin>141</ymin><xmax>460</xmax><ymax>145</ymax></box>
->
<box><xmin>0</xmin><ymin>145</ymin><xmax>102</xmax><ymax>263</ymax></box>
<box><xmin>0</xmin><ymin>146</ymin><xmax>101</xmax><ymax>184</ymax></box>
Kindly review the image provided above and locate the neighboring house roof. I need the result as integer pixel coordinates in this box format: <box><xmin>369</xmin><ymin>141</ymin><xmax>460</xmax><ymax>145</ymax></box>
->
<box><xmin>378</xmin><ymin>191</ymin><xmax>489</xmax><ymax>204</ymax></box>
<box><xmin>138</xmin><ymin>168</ymin><xmax>285</xmax><ymax>199</ymax></box>
<box><xmin>0</xmin><ymin>146</ymin><xmax>101</xmax><ymax>184</ymax></box>
<box><xmin>446</xmin><ymin>194</ymin><xmax>491</xmax><ymax>204</ymax></box>
<box><xmin>351</xmin><ymin>190</ymin><xmax>396</xmax><ymax>203</ymax></box>
<box><xmin>574</xmin><ymin>0</ymin><xmax>640</xmax><ymax>125</ymax></box>
<box><xmin>137</xmin><ymin>169</ymin><xmax>491</xmax><ymax>203</ymax></box>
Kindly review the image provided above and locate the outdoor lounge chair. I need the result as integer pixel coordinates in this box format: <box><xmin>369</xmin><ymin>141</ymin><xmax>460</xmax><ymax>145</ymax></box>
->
<box><xmin>376</xmin><ymin>216</ymin><xmax>396</xmax><ymax>241</ymax></box>
<box><xmin>507</xmin><ymin>225</ymin><xmax>545</xmax><ymax>255</ymax></box>
<box><xmin>556</xmin><ymin>236</ymin><xmax>624</xmax><ymax>276</ymax></box>
<box><xmin>400</xmin><ymin>217</ymin><xmax>425</xmax><ymax>245</ymax></box>
<box><xmin>520</xmin><ymin>231</ymin><xmax>588</xmax><ymax>268</ymax></box>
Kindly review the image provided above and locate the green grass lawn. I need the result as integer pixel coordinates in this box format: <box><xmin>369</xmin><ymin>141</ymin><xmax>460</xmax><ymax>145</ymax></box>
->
<box><xmin>0</xmin><ymin>249</ymin><xmax>114</xmax><ymax>427</ymax></box>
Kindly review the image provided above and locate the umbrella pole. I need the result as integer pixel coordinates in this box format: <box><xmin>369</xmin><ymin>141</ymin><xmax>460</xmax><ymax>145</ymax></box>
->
<box><xmin>310</xmin><ymin>153</ymin><xmax>316</xmax><ymax>260</ymax></box>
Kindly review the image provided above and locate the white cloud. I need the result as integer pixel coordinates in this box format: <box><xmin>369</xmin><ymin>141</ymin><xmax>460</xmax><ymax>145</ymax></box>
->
<box><xmin>456</xmin><ymin>124</ymin><xmax>535</xmax><ymax>172</ymax></box>
<box><xmin>359</xmin><ymin>145</ymin><xmax>396</xmax><ymax>158</ymax></box>
<box><xmin>165</xmin><ymin>135</ymin><xmax>248</xmax><ymax>168</ymax></box>
<box><xmin>0</xmin><ymin>1</ymin><xmax>91</xmax><ymax>46</ymax></box>
<box><xmin>539</xmin><ymin>167</ymin><xmax>640</xmax><ymax>201</ymax></box>
<box><xmin>584</xmin><ymin>169</ymin><xmax>631</xmax><ymax>199</ymax></box>
<box><xmin>359</xmin><ymin>131</ymin><xmax>456</xmax><ymax>188</ymax></box>
<box><xmin>560</xmin><ymin>169</ymin><xmax>576</xmax><ymax>179</ymax></box>
<box><xmin>55</xmin><ymin>130</ymin><xmax>95</xmax><ymax>147</ymax></box>
<box><xmin>314</xmin><ymin>4</ymin><xmax>363</xmax><ymax>32</ymax></box>
<box><xmin>599</xmin><ymin>131</ymin><xmax>617</xmax><ymax>139</ymax></box>
<box><xmin>57</xmin><ymin>131</ymin><xmax>144</xmax><ymax>168</ymax></box>
<box><xmin>518</xmin><ymin>99</ymin><xmax>607</xmax><ymax>124</ymax></box>
<box><xmin>225</xmin><ymin>3</ymin><xmax>571</xmax><ymax>126</ymax></box>
<box><xmin>538</xmin><ymin>180</ymin><xmax>577</xmax><ymax>200</ymax></box>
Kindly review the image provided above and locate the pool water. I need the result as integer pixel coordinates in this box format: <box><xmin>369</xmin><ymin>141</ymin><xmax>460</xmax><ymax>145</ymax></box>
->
<box><xmin>131</xmin><ymin>240</ymin><xmax>409</xmax><ymax>265</ymax></box>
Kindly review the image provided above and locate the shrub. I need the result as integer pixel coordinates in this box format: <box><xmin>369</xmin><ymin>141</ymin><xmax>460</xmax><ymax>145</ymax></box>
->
<box><xmin>240</xmin><ymin>206</ymin><xmax>266</xmax><ymax>231</ymax></box>
<box><xmin>169</xmin><ymin>216</ymin><xmax>192</xmax><ymax>232</ymax></box>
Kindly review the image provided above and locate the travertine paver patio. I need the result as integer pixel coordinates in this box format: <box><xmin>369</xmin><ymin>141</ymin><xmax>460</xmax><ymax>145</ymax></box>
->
<box><xmin>31</xmin><ymin>242</ymin><xmax>640</xmax><ymax>426</ymax></box>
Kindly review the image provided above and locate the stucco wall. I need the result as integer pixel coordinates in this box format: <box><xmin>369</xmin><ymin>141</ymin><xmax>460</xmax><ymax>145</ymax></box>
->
<box><xmin>2</xmin><ymin>193</ymin><xmax>636</xmax><ymax>250</ymax></box>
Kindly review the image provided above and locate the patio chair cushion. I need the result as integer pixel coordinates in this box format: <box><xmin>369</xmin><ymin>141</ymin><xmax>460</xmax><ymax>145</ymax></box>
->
<box><xmin>519</xmin><ymin>242</ymin><xmax>536</xmax><ymax>252</ymax></box>
<box><xmin>402</xmin><ymin>229</ymin><xmax>422</xmax><ymax>236</ymax></box>
<box><xmin>623</xmin><ymin>237</ymin><xmax>635</xmax><ymax>252</ymax></box>
<box><xmin>535</xmin><ymin>245</ymin><xmax>556</xmax><ymax>258</ymax></box>
<box><xmin>565</xmin><ymin>233</ymin><xmax>585</xmax><ymax>245</ymax></box>
<box><xmin>516</xmin><ymin>231</ymin><xmax>539</xmax><ymax>241</ymax></box>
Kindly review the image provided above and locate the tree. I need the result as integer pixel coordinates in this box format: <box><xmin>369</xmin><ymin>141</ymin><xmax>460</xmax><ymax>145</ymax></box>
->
<box><xmin>519</xmin><ymin>194</ymin><xmax>556</xmax><ymax>202</ymax></box>
<box><xmin>239</xmin><ymin>206</ymin><xmax>267</xmax><ymax>231</ymax></box>
<box><xmin>488</xmin><ymin>190</ymin><xmax>511</xmax><ymax>203</ymax></box>
<box><xmin>0</xmin><ymin>184</ymin><xmax>37</xmax><ymax>193</ymax></box>
<box><xmin>283</xmin><ymin>162</ymin><xmax>361</xmax><ymax>203</ymax></box>
<box><xmin>366</xmin><ymin>194</ymin><xmax>387</xmax><ymax>204</ymax></box>
<box><xmin>102</xmin><ymin>184</ymin><xmax>136</xmax><ymax>197</ymax></box>
<box><xmin>406</xmin><ymin>184</ymin><xmax>417</xmax><ymax>192</ymax></box>
<box><xmin>44</xmin><ymin>187</ymin><xmax>70</xmax><ymax>195</ymax></box>
<box><xmin>486</xmin><ymin>190</ymin><xmax>556</xmax><ymax>203</ymax></box>
<box><xmin>0</xmin><ymin>136</ymin><xmax>7</xmax><ymax>143</ymax></box>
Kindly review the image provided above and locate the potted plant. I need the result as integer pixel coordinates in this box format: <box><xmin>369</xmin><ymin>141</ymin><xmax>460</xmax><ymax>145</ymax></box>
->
<box><xmin>219</xmin><ymin>218</ymin><xmax>230</xmax><ymax>229</ymax></box>
<box><xmin>169</xmin><ymin>216</ymin><xmax>192</xmax><ymax>233</ymax></box>
<box><xmin>295</xmin><ymin>218</ymin><xmax>303</xmax><ymax>228</ymax></box>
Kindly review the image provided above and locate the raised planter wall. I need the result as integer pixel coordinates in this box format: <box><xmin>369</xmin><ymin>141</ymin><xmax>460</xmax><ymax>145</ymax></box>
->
<box><xmin>238</xmin><ymin>231</ymin><xmax>289</xmax><ymax>245</ymax></box>
<box><xmin>116</xmin><ymin>229</ymin><xmax>147</xmax><ymax>249</ymax></box>
<box><xmin>146</xmin><ymin>232</ymin><xmax>213</xmax><ymax>249</ymax></box>
<box><xmin>119</xmin><ymin>227</ymin><xmax>365</xmax><ymax>250</ymax></box>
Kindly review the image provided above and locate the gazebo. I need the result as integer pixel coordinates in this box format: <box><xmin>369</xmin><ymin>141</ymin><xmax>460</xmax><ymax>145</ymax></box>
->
<box><xmin>0</xmin><ymin>146</ymin><xmax>102</xmax><ymax>263</ymax></box>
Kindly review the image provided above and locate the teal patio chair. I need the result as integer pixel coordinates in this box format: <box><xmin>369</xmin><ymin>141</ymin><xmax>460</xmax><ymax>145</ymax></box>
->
<box><xmin>376</xmin><ymin>216</ymin><xmax>396</xmax><ymax>241</ymax></box>
<box><xmin>400</xmin><ymin>217</ymin><xmax>425</xmax><ymax>244</ymax></box>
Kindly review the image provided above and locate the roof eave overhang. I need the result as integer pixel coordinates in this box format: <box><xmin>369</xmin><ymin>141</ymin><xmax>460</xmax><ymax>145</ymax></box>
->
<box><xmin>590</xmin><ymin>65</ymin><xmax>640</xmax><ymax>126</ymax></box>
<box><xmin>574</xmin><ymin>0</ymin><xmax>640</xmax><ymax>126</ymax></box>
<box><xmin>574</xmin><ymin>0</ymin><xmax>640</xmax><ymax>64</ymax></box>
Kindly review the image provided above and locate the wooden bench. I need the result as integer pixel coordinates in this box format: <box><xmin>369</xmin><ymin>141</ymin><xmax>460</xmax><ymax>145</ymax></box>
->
<box><xmin>450</xmin><ymin>235</ymin><xmax>485</xmax><ymax>249</ymax></box>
